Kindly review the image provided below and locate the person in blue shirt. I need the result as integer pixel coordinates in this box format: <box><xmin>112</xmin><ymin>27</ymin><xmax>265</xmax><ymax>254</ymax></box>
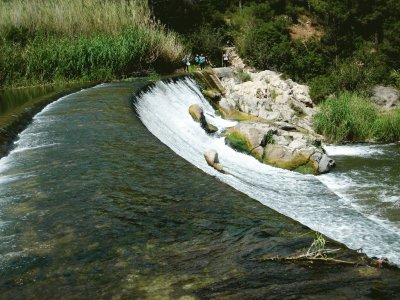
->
<box><xmin>199</xmin><ymin>54</ymin><xmax>205</xmax><ymax>70</ymax></box>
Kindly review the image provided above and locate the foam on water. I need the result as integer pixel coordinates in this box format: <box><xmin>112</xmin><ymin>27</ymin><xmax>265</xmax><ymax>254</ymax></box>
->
<box><xmin>135</xmin><ymin>77</ymin><xmax>400</xmax><ymax>264</ymax></box>
<box><xmin>324</xmin><ymin>144</ymin><xmax>385</xmax><ymax>157</ymax></box>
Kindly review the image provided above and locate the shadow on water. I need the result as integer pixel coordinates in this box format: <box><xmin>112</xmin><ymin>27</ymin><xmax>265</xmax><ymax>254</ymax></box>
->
<box><xmin>0</xmin><ymin>81</ymin><xmax>399</xmax><ymax>299</ymax></box>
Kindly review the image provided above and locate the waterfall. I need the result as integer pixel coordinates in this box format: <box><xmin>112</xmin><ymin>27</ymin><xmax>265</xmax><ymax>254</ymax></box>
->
<box><xmin>134</xmin><ymin>77</ymin><xmax>400</xmax><ymax>264</ymax></box>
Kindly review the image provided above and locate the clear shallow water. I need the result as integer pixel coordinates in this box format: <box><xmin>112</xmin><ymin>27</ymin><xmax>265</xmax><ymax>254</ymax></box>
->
<box><xmin>0</xmin><ymin>79</ymin><xmax>399</xmax><ymax>299</ymax></box>
<box><xmin>135</xmin><ymin>77</ymin><xmax>400</xmax><ymax>265</ymax></box>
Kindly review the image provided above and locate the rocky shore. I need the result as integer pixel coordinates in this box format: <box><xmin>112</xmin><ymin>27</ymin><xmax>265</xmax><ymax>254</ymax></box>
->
<box><xmin>192</xmin><ymin>52</ymin><xmax>336</xmax><ymax>174</ymax></box>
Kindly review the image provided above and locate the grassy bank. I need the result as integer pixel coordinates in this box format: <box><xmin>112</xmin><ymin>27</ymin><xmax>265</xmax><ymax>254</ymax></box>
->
<box><xmin>313</xmin><ymin>92</ymin><xmax>400</xmax><ymax>143</ymax></box>
<box><xmin>0</xmin><ymin>0</ymin><xmax>184</xmax><ymax>88</ymax></box>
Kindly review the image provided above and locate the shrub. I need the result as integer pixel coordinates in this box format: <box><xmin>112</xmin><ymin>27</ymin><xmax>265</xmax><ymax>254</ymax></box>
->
<box><xmin>236</xmin><ymin>69</ymin><xmax>251</xmax><ymax>83</ymax></box>
<box><xmin>373</xmin><ymin>109</ymin><xmax>400</xmax><ymax>142</ymax></box>
<box><xmin>237</xmin><ymin>17</ymin><xmax>292</xmax><ymax>71</ymax></box>
<box><xmin>313</xmin><ymin>92</ymin><xmax>378</xmax><ymax>143</ymax></box>
<box><xmin>184</xmin><ymin>25</ymin><xmax>225</xmax><ymax>66</ymax></box>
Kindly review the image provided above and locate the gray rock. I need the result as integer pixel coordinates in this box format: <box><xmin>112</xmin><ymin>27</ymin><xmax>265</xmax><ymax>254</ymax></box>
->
<box><xmin>189</xmin><ymin>104</ymin><xmax>218</xmax><ymax>134</ymax></box>
<box><xmin>213</xmin><ymin>67</ymin><xmax>235</xmax><ymax>79</ymax></box>
<box><xmin>318</xmin><ymin>154</ymin><xmax>336</xmax><ymax>174</ymax></box>
<box><xmin>204</xmin><ymin>149</ymin><xmax>224</xmax><ymax>172</ymax></box>
<box><xmin>371</xmin><ymin>86</ymin><xmax>400</xmax><ymax>109</ymax></box>
<box><xmin>189</xmin><ymin>104</ymin><xmax>203</xmax><ymax>122</ymax></box>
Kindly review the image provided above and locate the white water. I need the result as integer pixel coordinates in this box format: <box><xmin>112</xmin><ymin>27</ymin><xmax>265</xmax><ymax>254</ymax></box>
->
<box><xmin>135</xmin><ymin>77</ymin><xmax>400</xmax><ymax>264</ymax></box>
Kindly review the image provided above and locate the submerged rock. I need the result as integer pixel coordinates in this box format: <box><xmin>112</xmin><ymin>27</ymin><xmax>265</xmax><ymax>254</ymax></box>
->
<box><xmin>204</xmin><ymin>149</ymin><xmax>224</xmax><ymax>172</ymax></box>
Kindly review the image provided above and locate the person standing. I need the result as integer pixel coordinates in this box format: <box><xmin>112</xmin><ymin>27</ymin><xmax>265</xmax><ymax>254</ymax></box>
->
<box><xmin>199</xmin><ymin>54</ymin><xmax>205</xmax><ymax>70</ymax></box>
<box><xmin>182</xmin><ymin>55</ymin><xmax>190</xmax><ymax>72</ymax></box>
<box><xmin>222</xmin><ymin>52</ymin><xmax>229</xmax><ymax>67</ymax></box>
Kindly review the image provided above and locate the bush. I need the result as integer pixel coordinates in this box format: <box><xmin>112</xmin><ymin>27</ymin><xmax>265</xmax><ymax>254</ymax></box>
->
<box><xmin>184</xmin><ymin>25</ymin><xmax>225</xmax><ymax>66</ymax></box>
<box><xmin>373</xmin><ymin>109</ymin><xmax>400</xmax><ymax>142</ymax></box>
<box><xmin>237</xmin><ymin>17</ymin><xmax>292</xmax><ymax>71</ymax></box>
<box><xmin>309</xmin><ymin>75</ymin><xmax>335</xmax><ymax>103</ymax></box>
<box><xmin>236</xmin><ymin>69</ymin><xmax>251</xmax><ymax>83</ymax></box>
<box><xmin>310</xmin><ymin>44</ymin><xmax>389</xmax><ymax>103</ymax></box>
<box><xmin>284</xmin><ymin>40</ymin><xmax>328</xmax><ymax>82</ymax></box>
<box><xmin>313</xmin><ymin>92</ymin><xmax>378</xmax><ymax>142</ymax></box>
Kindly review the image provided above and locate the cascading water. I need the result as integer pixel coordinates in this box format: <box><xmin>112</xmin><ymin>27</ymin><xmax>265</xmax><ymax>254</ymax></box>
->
<box><xmin>135</xmin><ymin>77</ymin><xmax>400</xmax><ymax>264</ymax></box>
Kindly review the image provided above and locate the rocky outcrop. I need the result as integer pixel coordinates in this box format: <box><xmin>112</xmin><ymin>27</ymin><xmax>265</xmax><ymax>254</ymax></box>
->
<box><xmin>224</xmin><ymin>121</ymin><xmax>334</xmax><ymax>174</ymax></box>
<box><xmin>204</xmin><ymin>149</ymin><xmax>224</xmax><ymax>172</ymax></box>
<box><xmin>189</xmin><ymin>104</ymin><xmax>218</xmax><ymax>134</ymax></box>
<box><xmin>219</xmin><ymin>70</ymin><xmax>316</xmax><ymax>133</ymax></box>
<box><xmin>192</xmin><ymin>47</ymin><xmax>336</xmax><ymax>174</ymax></box>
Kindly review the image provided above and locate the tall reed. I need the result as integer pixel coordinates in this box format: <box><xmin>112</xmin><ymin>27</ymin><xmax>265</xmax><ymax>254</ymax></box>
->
<box><xmin>313</xmin><ymin>92</ymin><xmax>400</xmax><ymax>143</ymax></box>
<box><xmin>0</xmin><ymin>0</ymin><xmax>184</xmax><ymax>87</ymax></box>
<box><xmin>0</xmin><ymin>0</ymin><xmax>150</xmax><ymax>37</ymax></box>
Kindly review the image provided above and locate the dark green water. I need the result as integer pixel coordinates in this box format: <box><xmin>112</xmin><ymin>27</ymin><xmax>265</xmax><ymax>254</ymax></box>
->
<box><xmin>0</xmin><ymin>82</ymin><xmax>399</xmax><ymax>299</ymax></box>
<box><xmin>0</xmin><ymin>83</ymin><xmax>92</xmax><ymax>157</ymax></box>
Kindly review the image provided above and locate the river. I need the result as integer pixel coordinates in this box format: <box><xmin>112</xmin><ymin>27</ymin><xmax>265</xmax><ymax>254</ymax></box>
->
<box><xmin>0</xmin><ymin>79</ymin><xmax>399</xmax><ymax>299</ymax></box>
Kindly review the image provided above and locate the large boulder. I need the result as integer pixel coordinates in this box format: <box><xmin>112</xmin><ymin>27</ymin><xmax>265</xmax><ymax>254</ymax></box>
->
<box><xmin>204</xmin><ymin>149</ymin><xmax>224</xmax><ymax>172</ymax></box>
<box><xmin>224</xmin><ymin>121</ymin><xmax>334</xmax><ymax>174</ymax></box>
<box><xmin>189</xmin><ymin>104</ymin><xmax>203</xmax><ymax>122</ymax></box>
<box><xmin>189</xmin><ymin>104</ymin><xmax>218</xmax><ymax>134</ymax></box>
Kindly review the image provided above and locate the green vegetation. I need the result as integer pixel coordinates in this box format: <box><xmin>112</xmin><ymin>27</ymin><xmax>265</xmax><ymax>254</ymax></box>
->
<box><xmin>314</xmin><ymin>92</ymin><xmax>400</xmax><ymax>143</ymax></box>
<box><xmin>0</xmin><ymin>0</ymin><xmax>184</xmax><ymax>87</ymax></box>
<box><xmin>225</xmin><ymin>131</ymin><xmax>252</xmax><ymax>154</ymax></box>
<box><xmin>236</xmin><ymin>69</ymin><xmax>251</xmax><ymax>83</ymax></box>
<box><xmin>263</xmin><ymin>148</ymin><xmax>315</xmax><ymax>174</ymax></box>
<box><xmin>152</xmin><ymin>0</ymin><xmax>400</xmax><ymax>102</ymax></box>
<box><xmin>290</xmin><ymin>102</ymin><xmax>305</xmax><ymax>117</ymax></box>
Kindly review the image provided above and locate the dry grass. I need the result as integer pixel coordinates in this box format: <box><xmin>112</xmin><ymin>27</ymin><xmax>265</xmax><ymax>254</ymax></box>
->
<box><xmin>0</xmin><ymin>0</ymin><xmax>184</xmax><ymax>86</ymax></box>
<box><xmin>0</xmin><ymin>0</ymin><xmax>183</xmax><ymax>61</ymax></box>
<box><xmin>0</xmin><ymin>0</ymin><xmax>149</xmax><ymax>36</ymax></box>
<box><xmin>289</xmin><ymin>15</ymin><xmax>323</xmax><ymax>41</ymax></box>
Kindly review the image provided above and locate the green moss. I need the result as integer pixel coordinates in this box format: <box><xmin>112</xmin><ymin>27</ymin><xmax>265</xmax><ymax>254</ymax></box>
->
<box><xmin>294</xmin><ymin>162</ymin><xmax>317</xmax><ymax>175</ymax></box>
<box><xmin>219</xmin><ymin>108</ymin><xmax>258</xmax><ymax>122</ymax></box>
<box><xmin>225</xmin><ymin>131</ymin><xmax>252</xmax><ymax>154</ymax></box>
<box><xmin>193</xmin><ymin>70</ymin><xmax>225</xmax><ymax>95</ymax></box>
<box><xmin>202</xmin><ymin>89</ymin><xmax>221</xmax><ymax>102</ymax></box>
<box><xmin>263</xmin><ymin>147</ymin><xmax>317</xmax><ymax>174</ymax></box>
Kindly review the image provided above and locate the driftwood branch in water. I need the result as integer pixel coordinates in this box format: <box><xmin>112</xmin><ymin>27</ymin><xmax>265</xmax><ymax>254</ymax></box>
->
<box><xmin>259</xmin><ymin>254</ymin><xmax>362</xmax><ymax>265</ymax></box>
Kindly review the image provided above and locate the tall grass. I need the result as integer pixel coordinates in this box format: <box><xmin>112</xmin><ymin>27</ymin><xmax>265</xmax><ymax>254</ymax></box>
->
<box><xmin>1</xmin><ymin>0</ymin><xmax>149</xmax><ymax>37</ymax></box>
<box><xmin>373</xmin><ymin>109</ymin><xmax>400</xmax><ymax>142</ymax></box>
<box><xmin>313</xmin><ymin>92</ymin><xmax>400</xmax><ymax>143</ymax></box>
<box><xmin>0</xmin><ymin>0</ymin><xmax>184</xmax><ymax>87</ymax></box>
